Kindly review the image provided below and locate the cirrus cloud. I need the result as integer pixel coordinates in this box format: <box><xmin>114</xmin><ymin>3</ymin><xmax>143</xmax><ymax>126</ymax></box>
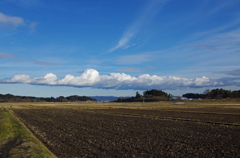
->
<box><xmin>108</xmin><ymin>0</ymin><xmax>168</xmax><ymax>53</ymax></box>
<box><xmin>1</xmin><ymin>69</ymin><xmax>239</xmax><ymax>90</ymax></box>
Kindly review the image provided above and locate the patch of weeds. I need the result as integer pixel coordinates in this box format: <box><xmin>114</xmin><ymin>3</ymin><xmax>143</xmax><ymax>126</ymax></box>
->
<box><xmin>0</xmin><ymin>109</ymin><xmax>16</xmax><ymax>141</ymax></box>
<box><xmin>0</xmin><ymin>109</ymin><xmax>57</xmax><ymax>158</ymax></box>
<box><xmin>194</xmin><ymin>120</ymin><xmax>200</xmax><ymax>122</ymax></box>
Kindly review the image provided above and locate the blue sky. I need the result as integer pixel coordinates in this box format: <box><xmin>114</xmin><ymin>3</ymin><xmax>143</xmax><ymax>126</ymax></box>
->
<box><xmin>0</xmin><ymin>0</ymin><xmax>240</xmax><ymax>97</ymax></box>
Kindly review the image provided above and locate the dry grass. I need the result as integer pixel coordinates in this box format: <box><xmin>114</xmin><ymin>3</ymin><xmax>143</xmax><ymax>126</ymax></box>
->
<box><xmin>0</xmin><ymin>109</ymin><xmax>57</xmax><ymax>158</ymax></box>
<box><xmin>1</xmin><ymin>100</ymin><xmax>240</xmax><ymax>110</ymax></box>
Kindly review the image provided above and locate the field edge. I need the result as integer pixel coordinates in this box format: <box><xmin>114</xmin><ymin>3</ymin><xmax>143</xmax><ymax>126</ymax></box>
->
<box><xmin>0</xmin><ymin>108</ymin><xmax>57</xmax><ymax>158</ymax></box>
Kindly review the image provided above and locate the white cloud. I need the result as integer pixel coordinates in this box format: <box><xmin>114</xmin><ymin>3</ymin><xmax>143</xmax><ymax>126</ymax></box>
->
<box><xmin>108</xmin><ymin>0</ymin><xmax>168</xmax><ymax>53</ymax></box>
<box><xmin>8</xmin><ymin>74</ymin><xmax>31</xmax><ymax>83</ymax></box>
<box><xmin>0</xmin><ymin>12</ymin><xmax>38</xmax><ymax>31</ymax></box>
<box><xmin>32</xmin><ymin>73</ymin><xmax>57</xmax><ymax>85</ymax></box>
<box><xmin>0</xmin><ymin>12</ymin><xmax>25</xmax><ymax>27</ymax></box>
<box><xmin>108</xmin><ymin>32</ymin><xmax>135</xmax><ymax>53</ymax></box>
<box><xmin>1</xmin><ymin>69</ymin><xmax>239</xmax><ymax>90</ymax></box>
<box><xmin>58</xmin><ymin>69</ymin><xmax>101</xmax><ymax>87</ymax></box>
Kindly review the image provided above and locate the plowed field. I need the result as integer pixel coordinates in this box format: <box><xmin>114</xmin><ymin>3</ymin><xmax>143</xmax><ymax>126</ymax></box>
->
<box><xmin>13</xmin><ymin>109</ymin><xmax>240</xmax><ymax>158</ymax></box>
<box><xmin>89</xmin><ymin>108</ymin><xmax>240</xmax><ymax>125</ymax></box>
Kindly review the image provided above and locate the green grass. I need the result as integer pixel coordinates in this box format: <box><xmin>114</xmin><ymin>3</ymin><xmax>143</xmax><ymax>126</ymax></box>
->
<box><xmin>0</xmin><ymin>108</ymin><xmax>56</xmax><ymax>158</ymax></box>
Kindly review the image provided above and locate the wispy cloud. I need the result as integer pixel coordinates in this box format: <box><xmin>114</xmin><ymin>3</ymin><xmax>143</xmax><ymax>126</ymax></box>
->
<box><xmin>29</xmin><ymin>21</ymin><xmax>39</xmax><ymax>33</ymax></box>
<box><xmin>195</xmin><ymin>45</ymin><xmax>216</xmax><ymax>50</ymax></box>
<box><xmin>0</xmin><ymin>12</ymin><xmax>38</xmax><ymax>31</ymax></box>
<box><xmin>206</xmin><ymin>1</ymin><xmax>240</xmax><ymax>18</ymax></box>
<box><xmin>115</xmin><ymin>68</ymin><xmax>142</xmax><ymax>72</ymax></box>
<box><xmin>32</xmin><ymin>60</ymin><xmax>59</xmax><ymax>66</ymax></box>
<box><xmin>190</xmin><ymin>13</ymin><xmax>240</xmax><ymax>42</ymax></box>
<box><xmin>232</xmin><ymin>50</ymin><xmax>240</xmax><ymax>54</ymax></box>
<box><xmin>146</xmin><ymin>66</ymin><xmax>157</xmax><ymax>70</ymax></box>
<box><xmin>108</xmin><ymin>0</ymin><xmax>168</xmax><ymax>53</ymax></box>
<box><xmin>0</xmin><ymin>32</ymin><xmax>21</xmax><ymax>37</ymax></box>
<box><xmin>7</xmin><ymin>0</ymin><xmax>41</xmax><ymax>7</ymax></box>
<box><xmin>216</xmin><ymin>68</ymin><xmax>240</xmax><ymax>76</ymax></box>
<box><xmin>0</xmin><ymin>52</ymin><xmax>58</xmax><ymax>66</ymax></box>
<box><xmin>1</xmin><ymin>69</ymin><xmax>239</xmax><ymax>90</ymax></box>
<box><xmin>0</xmin><ymin>52</ymin><xmax>18</xmax><ymax>59</ymax></box>
<box><xmin>0</xmin><ymin>12</ymin><xmax>25</xmax><ymax>27</ymax></box>
<box><xmin>156</xmin><ymin>27</ymin><xmax>240</xmax><ymax>73</ymax></box>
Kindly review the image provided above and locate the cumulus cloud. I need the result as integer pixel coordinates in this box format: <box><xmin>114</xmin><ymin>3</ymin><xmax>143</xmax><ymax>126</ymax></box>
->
<box><xmin>32</xmin><ymin>73</ymin><xmax>58</xmax><ymax>85</ymax></box>
<box><xmin>1</xmin><ymin>69</ymin><xmax>239</xmax><ymax>90</ymax></box>
<box><xmin>8</xmin><ymin>74</ymin><xmax>31</xmax><ymax>83</ymax></box>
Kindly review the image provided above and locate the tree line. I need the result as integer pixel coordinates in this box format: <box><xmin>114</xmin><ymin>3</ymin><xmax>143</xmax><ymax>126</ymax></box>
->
<box><xmin>1</xmin><ymin>88</ymin><xmax>239</xmax><ymax>102</ymax></box>
<box><xmin>182</xmin><ymin>88</ymin><xmax>240</xmax><ymax>99</ymax></box>
<box><xmin>115</xmin><ymin>89</ymin><xmax>173</xmax><ymax>102</ymax></box>
<box><xmin>116</xmin><ymin>88</ymin><xmax>240</xmax><ymax>102</ymax></box>
<box><xmin>0</xmin><ymin>94</ymin><xmax>97</xmax><ymax>102</ymax></box>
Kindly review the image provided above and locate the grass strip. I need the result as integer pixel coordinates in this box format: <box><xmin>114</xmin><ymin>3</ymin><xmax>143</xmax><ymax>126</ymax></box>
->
<box><xmin>0</xmin><ymin>108</ymin><xmax>57</xmax><ymax>158</ymax></box>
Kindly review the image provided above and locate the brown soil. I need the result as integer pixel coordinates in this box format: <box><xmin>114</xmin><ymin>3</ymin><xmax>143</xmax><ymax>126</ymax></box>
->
<box><xmin>90</xmin><ymin>108</ymin><xmax>240</xmax><ymax>125</ymax></box>
<box><xmin>161</xmin><ymin>107</ymin><xmax>240</xmax><ymax>114</ymax></box>
<box><xmin>13</xmin><ymin>109</ymin><xmax>240</xmax><ymax>158</ymax></box>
